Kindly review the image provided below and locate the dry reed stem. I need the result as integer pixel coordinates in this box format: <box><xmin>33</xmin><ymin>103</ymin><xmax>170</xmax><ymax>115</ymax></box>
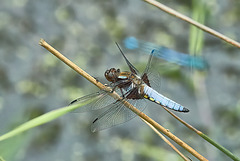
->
<box><xmin>144</xmin><ymin>0</ymin><xmax>240</xmax><ymax>48</ymax></box>
<box><xmin>141</xmin><ymin>118</ymin><xmax>191</xmax><ymax>161</ymax></box>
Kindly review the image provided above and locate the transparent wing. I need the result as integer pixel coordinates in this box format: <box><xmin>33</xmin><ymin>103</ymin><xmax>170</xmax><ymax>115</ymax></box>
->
<box><xmin>141</xmin><ymin>49</ymin><xmax>184</xmax><ymax>92</ymax></box>
<box><xmin>91</xmin><ymin>98</ymin><xmax>147</xmax><ymax>132</ymax></box>
<box><xmin>141</xmin><ymin>49</ymin><xmax>165</xmax><ymax>92</ymax></box>
<box><xmin>70</xmin><ymin>88</ymin><xmax>122</xmax><ymax>113</ymax></box>
<box><xmin>146</xmin><ymin>72</ymin><xmax>162</xmax><ymax>92</ymax></box>
<box><xmin>115</xmin><ymin>42</ymin><xmax>139</xmax><ymax>74</ymax></box>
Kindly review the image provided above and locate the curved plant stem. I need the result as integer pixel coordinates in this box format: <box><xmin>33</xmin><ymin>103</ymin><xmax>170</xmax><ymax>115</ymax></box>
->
<box><xmin>161</xmin><ymin>106</ymin><xmax>240</xmax><ymax>161</ymax></box>
<box><xmin>143</xmin><ymin>0</ymin><xmax>240</xmax><ymax>48</ymax></box>
<box><xmin>141</xmin><ymin>118</ymin><xmax>191</xmax><ymax>161</ymax></box>
<box><xmin>39</xmin><ymin>39</ymin><xmax>208</xmax><ymax>161</ymax></box>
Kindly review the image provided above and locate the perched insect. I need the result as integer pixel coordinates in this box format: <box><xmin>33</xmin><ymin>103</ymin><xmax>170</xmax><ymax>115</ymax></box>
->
<box><xmin>70</xmin><ymin>43</ymin><xmax>189</xmax><ymax>132</ymax></box>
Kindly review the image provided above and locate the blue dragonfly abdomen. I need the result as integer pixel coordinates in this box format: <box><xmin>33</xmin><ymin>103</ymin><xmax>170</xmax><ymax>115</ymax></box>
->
<box><xmin>143</xmin><ymin>85</ymin><xmax>189</xmax><ymax>112</ymax></box>
<box><xmin>124</xmin><ymin>37</ymin><xmax>207</xmax><ymax>70</ymax></box>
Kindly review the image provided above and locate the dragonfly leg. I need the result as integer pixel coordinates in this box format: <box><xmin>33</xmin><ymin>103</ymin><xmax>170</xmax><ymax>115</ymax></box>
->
<box><xmin>92</xmin><ymin>76</ymin><xmax>99</xmax><ymax>83</ymax></box>
<box><xmin>109</xmin><ymin>85</ymin><xmax>125</xmax><ymax>98</ymax></box>
<box><xmin>110</xmin><ymin>84</ymin><xmax>117</xmax><ymax>93</ymax></box>
<box><xmin>120</xmin><ymin>88</ymin><xmax>125</xmax><ymax>98</ymax></box>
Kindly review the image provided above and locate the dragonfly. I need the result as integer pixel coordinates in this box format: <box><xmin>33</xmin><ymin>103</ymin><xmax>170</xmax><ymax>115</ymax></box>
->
<box><xmin>123</xmin><ymin>36</ymin><xmax>208</xmax><ymax>70</ymax></box>
<box><xmin>70</xmin><ymin>43</ymin><xmax>189</xmax><ymax>132</ymax></box>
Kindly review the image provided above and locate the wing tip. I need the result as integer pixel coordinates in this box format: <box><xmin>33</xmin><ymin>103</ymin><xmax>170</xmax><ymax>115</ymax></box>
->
<box><xmin>69</xmin><ymin>99</ymin><xmax>77</xmax><ymax>105</ymax></box>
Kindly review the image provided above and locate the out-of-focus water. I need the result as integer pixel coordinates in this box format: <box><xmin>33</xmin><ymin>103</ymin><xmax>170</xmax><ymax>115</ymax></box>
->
<box><xmin>0</xmin><ymin>0</ymin><xmax>240</xmax><ymax>161</ymax></box>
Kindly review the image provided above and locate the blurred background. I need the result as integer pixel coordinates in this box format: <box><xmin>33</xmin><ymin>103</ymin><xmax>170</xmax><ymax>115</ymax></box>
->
<box><xmin>0</xmin><ymin>0</ymin><xmax>240</xmax><ymax>160</ymax></box>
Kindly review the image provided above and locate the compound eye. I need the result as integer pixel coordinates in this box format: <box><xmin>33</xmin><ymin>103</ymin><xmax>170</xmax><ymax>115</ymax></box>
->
<box><xmin>111</xmin><ymin>68</ymin><xmax>117</xmax><ymax>73</ymax></box>
<box><xmin>104</xmin><ymin>68</ymin><xmax>115</xmax><ymax>83</ymax></box>
<box><xmin>104</xmin><ymin>69</ymin><xmax>110</xmax><ymax>76</ymax></box>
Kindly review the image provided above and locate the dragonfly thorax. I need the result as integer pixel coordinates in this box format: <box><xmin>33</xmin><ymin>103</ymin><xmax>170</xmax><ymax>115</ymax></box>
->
<box><xmin>130</xmin><ymin>74</ymin><xmax>142</xmax><ymax>85</ymax></box>
<box><xmin>105</xmin><ymin>68</ymin><xmax>143</xmax><ymax>84</ymax></box>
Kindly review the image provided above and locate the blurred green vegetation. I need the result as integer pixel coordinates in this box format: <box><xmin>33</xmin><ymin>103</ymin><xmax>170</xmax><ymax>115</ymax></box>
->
<box><xmin>0</xmin><ymin>0</ymin><xmax>240</xmax><ymax>161</ymax></box>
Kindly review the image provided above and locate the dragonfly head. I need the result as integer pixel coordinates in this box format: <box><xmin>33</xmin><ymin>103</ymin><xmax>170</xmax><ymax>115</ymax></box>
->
<box><xmin>105</xmin><ymin>68</ymin><xmax>120</xmax><ymax>83</ymax></box>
